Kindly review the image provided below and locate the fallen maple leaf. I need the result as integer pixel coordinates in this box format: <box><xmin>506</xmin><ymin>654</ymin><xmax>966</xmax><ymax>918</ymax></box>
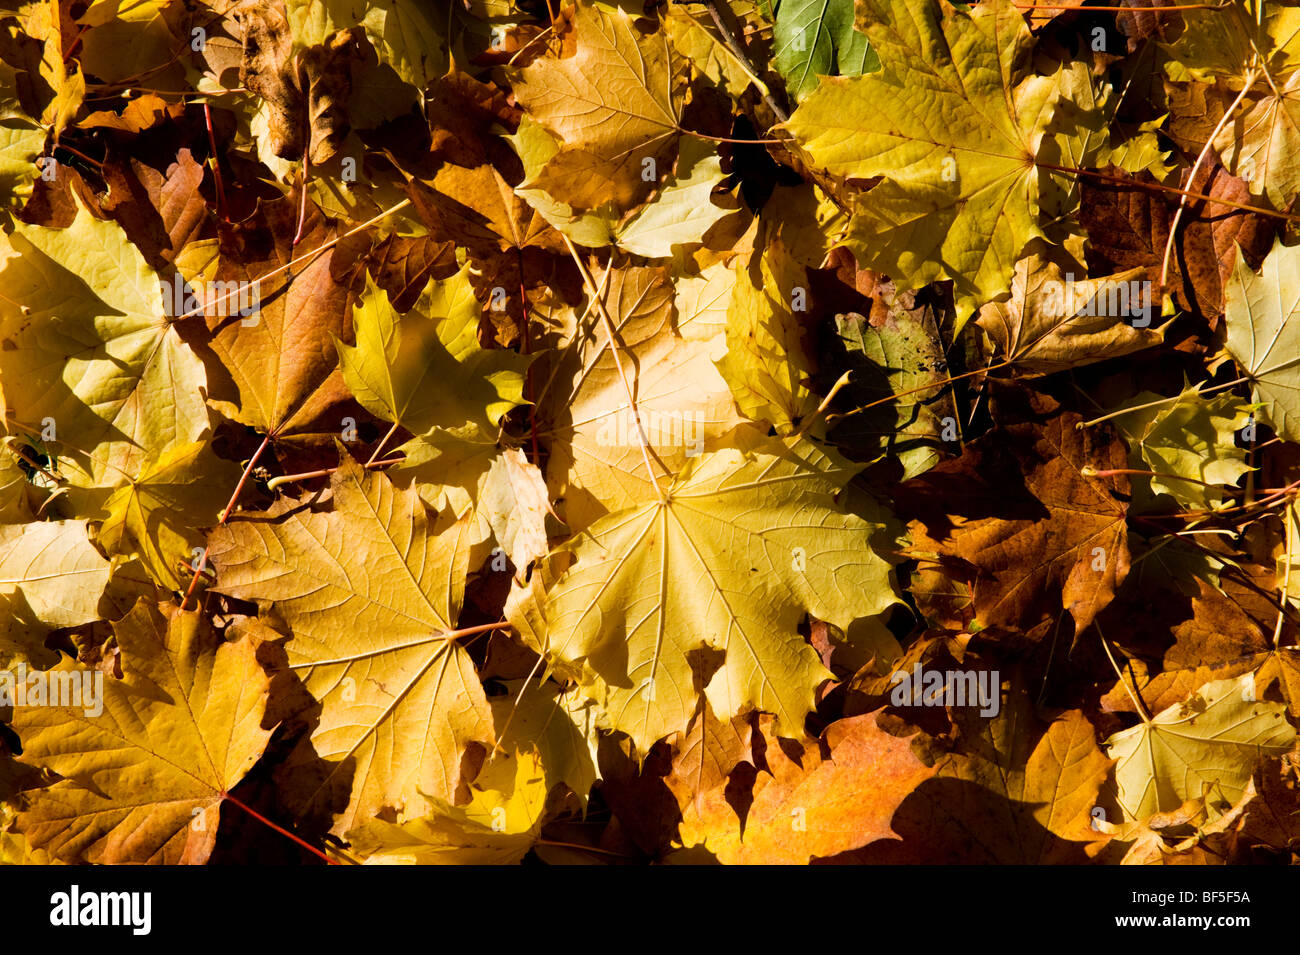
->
<box><xmin>346</xmin><ymin>750</ymin><xmax>549</xmax><ymax>865</ymax></box>
<box><xmin>898</xmin><ymin>404</ymin><xmax>1131</xmax><ymax>638</ymax></box>
<box><xmin>538</xmin><ymin>260</ymin><xmax>743</xmax><ymax>532</ymax></box>
<box><xmin>512</xmin><ymin>2</ymin><xmax>683</xmax><ymax>212</ymax></box>
<box><xmin>11</xmin><ymin>599</ymin><xmax>274</xmax><ymax>864</ymax></box>
<box><xmin>539</xmin><ymin>430</ymin><xmax>898</xmax><ymax>752</ymax></box>
<box><xmin>0</xmin><ymin>202</ymin><xmax>210</xmax><ymax>511</ymax></box>
<box><xmin>1224</xmin><ymin>237</ymin><xmax>1300</xmax><ymax>443</ymax></box>
<box><xmin>0</xmin><ymin>519</ymin><xmax>110</xmax><ymax>639</ymax></box>
<box><xmin>207</xmin><ymin>456</ymin><xmax>494</xmax><ymax>833</ymax></box>
<box><xmin>1104</xmin><ymin>672</ymin><xmax>1296</xmax><ymax>823</ymax></box>
<box><xmin>785</xmin><ymin>0</ymin><xmax>1071</xmax><ymax>323</ymax></box>
<box><xmin>976</xmin><ymin>249</ymin><xmax>1163</xmax><ymax>375</ymax></box>
<box><xmin>855</xmin><ymin>701</ymin><xmax>1114</xmax><ymax>864</ymax></box>
<box><xmin>183</xmin><ymin>195</ymin><xmax>351</xmax><ymax>439</ymax></box>
<box><xmin>675</xmin><ymin>711</ymin><xmax>935</xmax><ymax>864</ymax></box>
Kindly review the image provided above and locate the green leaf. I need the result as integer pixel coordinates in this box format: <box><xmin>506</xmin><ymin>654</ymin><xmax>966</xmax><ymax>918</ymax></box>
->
<box><xmin>1111</xmin><ymin>387</ymin><xmax>1253</xmax><ymax>512</ymax></box>
<box><xmin>832</xmin><ymin>308</ymin><xmax>947</xmax><ymax>481</ymax></box>
<box><xmin>773</xmin><ymin>0</ymin><xmax>878</xmax><ymax>102</ymax></box>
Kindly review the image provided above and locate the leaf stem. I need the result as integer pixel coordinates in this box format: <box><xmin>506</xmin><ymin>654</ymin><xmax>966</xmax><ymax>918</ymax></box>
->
<box><xmin>683</xmin><ymin>129</ymin><xmax>783</xmax><ymax>145</ymax></box>
<box><xmin>219</xmin><ymin>435</ymin><xmax>271</xmax><ymax>524</ymax></box>
<box><xmin>445</xmin><ymin>620</ymin><xmax>513</xmax><ymax>640</ymax></box>
<box><xmin>1033</xmin><ymin>159</ymin><xmax>1292</xmax><ymax>222</ymax></box>
<box><xmin>1251</xmin><ymin>477</ymin><xmax>1300</xmax><ymax>511</ymax></box>
<box><xmin>1096</xmin><ymin>621</ymin><xmax>1152</xmax><ymax>722</ymax></box>
<box><xmin>265</xmin><ymin>456</ymin><xmax>404</xmax><ymax>492</ymax></box>
<box><xmin>221</xmin><ymin>791</ymin><xmax>337</xmax><ymax>865</ymax></box>
<box><xmin>824</xmin><ymin>359</ymin><xmax>1013</xmax><ymax>427</ymax></box>
<box><xmin>5</xmin><ymin>441</ymin><xmax>60</xmax><ymax>484</ymax></box>
<box><xmin>517</xmin><ymin>260</ymin><xmax>541</xmax><ymax>467</ymax></box>
<box><xmin>1134</xmin><ymin>475</ymin><xmax>1300</xmax><ymax>522</ymax></box>
<box><xmin>53</xmin><ymin>143</ymin><xmax>103</xmax><ymax>169</ymax></box>
<box><xmin>794</xmin><ymin>370</ymin><xmax>853</xmax><ymax>439</ymax></box>
<box><xmin>1277</xmin><ymin>502</ymin><xmax>1295</xmax><ymax>647</ymax></box>
<box><xmin>365</xmin><ymin>422</ymin><xmax>400</xmax><ymax>467</ymax></box>
<box><xmin>83</xmin><ymin>87</ymin><xmax>250</xmax><ymax>99</ymax></box>
<box><xmin>203</xmin><ymin>102</ymin><xmax>227</xmax><ymax>222</ymax></box>
<box><xmin>180</xmin><ymin>434</ymin><xmax>271</xmax><ymax>611</ymax></box>
<box><xmin>1081</xmin><ymin>466</ymin><xmax>1225</xmax><ymax>489</ymax></box>
<box><xmin>62</xmin><ymin>23</ymin><xmax>91</xmax><ymax>61</ymax></box>
<box><xmin>1077</xmin><ymin>376</ymin><xmax>1250</xmax><ymax>428</ymax></box>
<box><xmin>292</xmin><ymin>157</ymin><xmax>310</xmax><ymax>247</ymax></box>
<box><xmin>489</xmin><ymin>656</ymin><xmax>548</xmax><ymax>761</ymax></box>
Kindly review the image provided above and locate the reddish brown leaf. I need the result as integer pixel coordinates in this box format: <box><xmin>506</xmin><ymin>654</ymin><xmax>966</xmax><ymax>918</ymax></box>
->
<box><xmin>1079</xmin><ymin>160</ymin><xmax>1277</xmax><ymax>321</ymax></box>
<box><xmin>897</xmin><ymin>404</ymin><xmax>1131</xmax><ymax>638</ymax></box>
<box><xmin>676</xmin><ymin>712</ymin><xmax>936</xmax><ymax>864</ymax></box>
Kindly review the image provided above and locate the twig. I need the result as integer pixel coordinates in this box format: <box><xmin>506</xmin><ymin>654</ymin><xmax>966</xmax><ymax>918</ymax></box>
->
<box><xmin>700</xmin><ymin>0</ymin><xmax>788</xmax><ymax>123</ymax></box>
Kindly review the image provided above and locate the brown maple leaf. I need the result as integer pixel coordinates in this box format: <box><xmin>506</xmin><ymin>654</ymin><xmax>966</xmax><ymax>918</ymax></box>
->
<box><xmin>1079</xmin><ymin>161</ymin><xmax>1277</xmax><ymax>321</ymax></box>
<box><xmin>897</xmin><ymin>398</ymin><xmax>1131</xmax><ymax>639</ymax></box>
